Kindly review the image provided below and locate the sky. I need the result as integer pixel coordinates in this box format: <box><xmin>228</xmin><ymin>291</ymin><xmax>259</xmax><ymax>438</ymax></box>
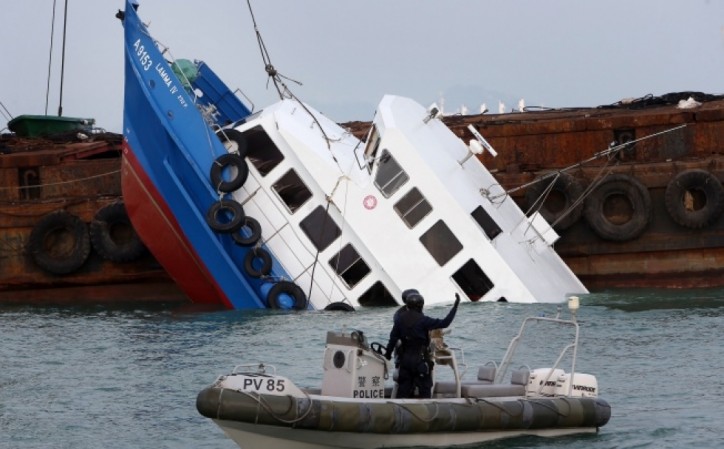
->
<box><xmin>1</xmin><ymin>0</ymin><xmax>722</xmax><ymax>134</ymax></box>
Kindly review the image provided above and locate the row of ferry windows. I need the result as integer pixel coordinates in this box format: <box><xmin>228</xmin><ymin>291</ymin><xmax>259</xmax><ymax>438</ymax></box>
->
<box><xmin>243</xmin><ymin>125</ymin><xmax>500</xmax><ymax>293</ymax></box>
<box><xmin>244</xmin><ymin>125</ymin><xmax>369</xmax><ymax>289</ymax></box>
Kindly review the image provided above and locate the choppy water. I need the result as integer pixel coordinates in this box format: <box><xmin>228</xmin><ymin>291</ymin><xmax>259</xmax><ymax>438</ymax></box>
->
<box><xmin>2</xmin><ymin>289</ymin><xmax>724</xmax><ymax>449</ymax></box>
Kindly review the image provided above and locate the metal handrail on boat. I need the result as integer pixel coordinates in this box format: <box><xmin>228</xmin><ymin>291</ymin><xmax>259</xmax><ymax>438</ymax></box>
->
<box><xmin>495</xmin><ymin>298</ymin><xmax>581</xmax><ymax>397</ymax></box>
<box><xmin>433</xmin><ymin>345</ymin><xmax>467</xmax><ymax>397</ymax></box>
<box><xmin>231</xmin><ymin>363</ymin><xmax>277</xmax><ymax>376</ymax></box>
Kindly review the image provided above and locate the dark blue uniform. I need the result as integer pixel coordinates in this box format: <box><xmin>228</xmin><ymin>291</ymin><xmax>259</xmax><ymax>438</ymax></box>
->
<box><xmin>385</xmin><ymin>301</ymin><xmax>459</xmax><ymax>398</ymax></box>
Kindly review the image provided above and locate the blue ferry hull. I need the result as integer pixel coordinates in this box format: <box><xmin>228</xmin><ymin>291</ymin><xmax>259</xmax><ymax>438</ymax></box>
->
<box><xmin>120</xmin><ymin>0</ymin><xmax>284</xmax><ymax>310</ymax></box>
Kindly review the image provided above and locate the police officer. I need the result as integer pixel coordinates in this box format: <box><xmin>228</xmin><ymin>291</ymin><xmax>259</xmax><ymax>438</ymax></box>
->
<box><xmin>384</xmin><ymin>292</ymin><xmax>461</xmax><ymax>398</ymax></box>
<box><xmin>389</xmin><ymin>289</ymin><xmax>420</xmax><ymax>385</ymax></box>
<box><xmin>393</xmin><ymin>288</ymin><xmax>420</xmax><ymax>323</ymax></box>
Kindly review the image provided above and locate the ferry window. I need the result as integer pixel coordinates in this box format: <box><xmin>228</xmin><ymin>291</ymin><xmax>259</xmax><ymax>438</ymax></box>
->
<box><xmin>299</xmin><ymin>206</ymin><xmax>342</xmax><ymax>252</ymax></box>
<box><xmin>374</xmin><ymin>149</ymin><xmax>409</xmax><ymax>197</ymax></box>
<box><xmin>419</xmin><ymin>220</ymin><xmax>463</xmax><ymax>267</ymax></box>
<box><xmin>471</xmin><ymin>205</ymin><xmax>502</xmax><ymax>240</ymax></box>
<box><xmin>364</xmin><ymin>126</ymin><xmax>381</xmax><ymax>172</ymax></box>
<box><xmin>357</xmin><ymin>281</ymin><xmax>397</xmax><ymax>307</ymax></box>
<box><xmin>244</xmin><ymin>125</ymin><xmax>284</xmax><ymax>176</ymax></box>
<box><xmin>452</xmin><ymin>259</ymin><xmax>494</xmax><ymax>302</ymax></box>
<box><xmin>329</xmin><ymin>244</ymin><xmax>371</xmax><ymax>288</ymax></box>
<box><xmin>272</xmin><ymin>169</ymin><xmax>312</xmax><ymax>213</ymax></box>
<box><xmin>394</xmin><ymin>187</ymin><xmax>432</xmax><ymax>228</ymax></box>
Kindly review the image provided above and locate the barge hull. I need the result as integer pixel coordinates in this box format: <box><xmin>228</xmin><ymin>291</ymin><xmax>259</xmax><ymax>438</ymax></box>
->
<box><xmin>0</xmin><ymin>135</ymin><xmax>187</xmax><ymax>305</ymax></box>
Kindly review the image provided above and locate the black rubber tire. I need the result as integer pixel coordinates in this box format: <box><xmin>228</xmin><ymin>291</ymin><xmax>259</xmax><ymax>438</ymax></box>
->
<box><xmin>664</xmin><ymin>169</ymin><xmax>724</xmax><ymax>229</ymax></box>
<box><xmin>210</xmin><ymin>153</ymin><xmax>249</xmax><ymax>193</ymax></box>
<box><xmin>231</xmin><ymin>216</ymin><xmax>262</xmax><ymax>247</ymax></box>
<box><xmin>216</xmin><ymin>129</ymin><xmax>249</xmax><ymax>158</ymax></box>
<box><xmin>27</xmin><ymin>210</ymin><xmax>91</xmax><ymax>275</ymax></box>
<box><xmin>90</xmin><ymin>202</ymin><xmax>146</xmax><ymax>262</ymax></box>
<box><xmin>584</xmin><ymin>174</ymin><xmax>652</xmax><ymax>241</ymax></box>
<box><xmin>324</xmin><ymin>302</ymin><xmax>356</xmax><ymax>312</ymax></box>
<box><xmin>243</xmin><ymin>247</ymin><xmax>272</xmax><ymax>278</ymax></box>
<box><xmin>267</xmin><ymin>281</ymin><xmax>307</xmax><ymax>310</ymax></box>
<box><xmin>525</xmin><ymin>172</ymin><xmax>584</xmax><ymax>230</ymax></box>
<box><xmin>206</xmin><ymin>200</ymin><xmax>244</xmax><ymax>234</ymax></box>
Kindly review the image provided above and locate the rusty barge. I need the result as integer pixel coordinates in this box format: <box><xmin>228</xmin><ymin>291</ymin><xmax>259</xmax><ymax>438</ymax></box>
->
<box><xmin>346</xmin><ymin>92</ymin><xmax>724</xmax><ymax>289</ymax></box>
<box><xmin>0</xmin><ymin>126</ymin><xmax>187</xmax><ymax>305</ymax></box>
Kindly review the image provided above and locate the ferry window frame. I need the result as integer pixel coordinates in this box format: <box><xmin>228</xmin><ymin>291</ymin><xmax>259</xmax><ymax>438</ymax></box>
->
<box><xmin>272</xmin><ymin>169</ymin><xmax>313</xmax><ymax>214</ymax></box>
<box><xmin>243</xmin><ymin>125</ymin><xmax>284</xmax><ymax>176</ymax></box>
<box><xmin>356</xmin><ymin>281</ymin><xmax>397</xmax><ymax>307</ymax></box>
<box><xmin>299</xmin><ymin>205</ymin><xmax>342</xmax><ymax>252</ymax></box>
<box><xmin>328</xmin><ymin>243</ymin><xmax>371</xmax><ymax>289</ymax></box>
<box><xmin>394</xmin><ymin>187</ymin><xmax>432</xmax><ymax>229</ymax></box>
<box><xmin>363</xmin><ymin>126</ymin><xmax>381</xmax><ymax>172</ymax></box>
<box><xmin>419</xmin><ymin>219</ymin><xmax>463</xmax><ymax>267</ymax></box>
<box><xmin>471</xmin><ymin>205</ymin><xmax>502</xmax><ymax>241</ymax></box>
<box><xmin>373</xmin><ymin>149</ymin><xmax>409</xmax><ymax>198</ymax></box>
<box><xmin>452</xmin><ymin>258</ymin><xmax>494</xmax><ymax>301</ymax></box>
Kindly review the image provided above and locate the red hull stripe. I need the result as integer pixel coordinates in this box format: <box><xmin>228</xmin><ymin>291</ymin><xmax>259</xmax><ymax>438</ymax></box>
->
<box><xmin>121</xmin><ymin>143</ymin><xmax>233</xmax><ymax>308</ymax></box>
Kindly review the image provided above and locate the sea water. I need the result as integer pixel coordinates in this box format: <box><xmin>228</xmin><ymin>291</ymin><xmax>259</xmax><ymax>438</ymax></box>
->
<box><xmin>1</xmin><ymin>289</ymin><xmax>723</xmax><ymax>449</ymax></box>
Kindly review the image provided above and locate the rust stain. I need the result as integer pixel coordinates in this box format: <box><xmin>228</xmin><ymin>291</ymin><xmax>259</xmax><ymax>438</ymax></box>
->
<box><xmin>0</xmin><ymin>132</ymin><xmax>186</xmax><ymax>305</ymax></box>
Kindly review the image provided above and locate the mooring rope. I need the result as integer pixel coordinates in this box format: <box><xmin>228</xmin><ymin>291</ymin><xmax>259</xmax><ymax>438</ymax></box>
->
<box><xmin>0</xmin><ymin>169</ymin><xmax>120</xmax><ymax>193</ymax></box>
<box><xmin>235</xmin><ymin>389</ymin><xmax>315</xmax><ymax>424</ymax></box>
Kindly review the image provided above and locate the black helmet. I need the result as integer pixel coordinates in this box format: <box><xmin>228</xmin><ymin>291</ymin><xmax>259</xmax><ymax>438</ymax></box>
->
<box><xmin>401</xmin><ymin>288</ymin><xmax>420</xmax><ymax>304</ymax></box>
<box><xmin>406</xmin><ymin>293</ymin><xmax>424</xmax><ymax>311</ymax></box>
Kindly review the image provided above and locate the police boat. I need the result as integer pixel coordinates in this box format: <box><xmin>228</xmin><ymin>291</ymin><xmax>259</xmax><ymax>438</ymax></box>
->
<box><xmin>196</xmin><ymin>297</ymin><xmax>611</xmax><ymax>448</ymax></box>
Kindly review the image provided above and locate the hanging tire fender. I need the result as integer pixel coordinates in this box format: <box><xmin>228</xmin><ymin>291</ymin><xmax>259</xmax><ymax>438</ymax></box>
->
<box><xmin>90</xmin><ymin>202</ymin><xmax>146</xmax><ymax>262</ymax></box>
<box><xmin>231</xmin><ymin>216</ymin><xmax>262</xmax><ymax>247</ymax></box>
<box><xmin>27</xmin><ymin>210</ymin><xmax>91</xmax><ymax>275</ymax></box>
<box><xmin>267</xmin><ymin>281</ymin><xmax>308</xmax><ymax>310</ymax></box>
<box><xmin>216</xmin><ymin>129</ymin><xmax>249</xmax><ymax>158</ymax></box>
<box><xmin>243</xmin><ymin>247</ymin><xmax>272</xmax><ymax>278</ymax></box>
<box><xmin>210</xmin><ymin>153</ymin><xmax>249</xmax><ymax>193</ymax></box>
<box><xmin>583</xmin><ymin>173</ymin><xmax>652</xmax><ymax>241</ymax></box>
<box><xmin>206</xmin><ymin>200</ymin><xmax>244</xmax><ymax>234</ymax></box>
<box><xmin>324</xmin><ymin>302</ymin><xmax>355</xmax><ymax>312</ymax></box>
<box><xmin>664</xmin><ymin>169</ymin><xmax>724</xmax><ymax>229</ymax></box>
<box><xmin>524</xmin><ymin>172</ymin><xmax>584</xmax><ymax>230</ymax></box>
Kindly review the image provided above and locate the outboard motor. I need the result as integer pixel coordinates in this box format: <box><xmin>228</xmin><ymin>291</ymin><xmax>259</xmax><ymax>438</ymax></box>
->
<box><xmin>527</xmin><ymin>368</ymin><xmax>565</xmax><ymax>396</ymax></box>
<box><xmin>527</xmin><ymin>368</ymin><xmax>598</xmax><ymax>398</ymax></box>
<box><xmin>555</xmin><ymin>372</ymin><xmax>599</xmax><ymax>398</ymax></box>
<box><xmin>321</xmin><ymin>330</ymin><xmax>387</xmax><ymax>398</ymax></box>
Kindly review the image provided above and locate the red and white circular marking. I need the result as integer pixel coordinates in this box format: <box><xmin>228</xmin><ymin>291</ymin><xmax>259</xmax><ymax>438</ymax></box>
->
<box><xmin>363</xmin><ymin>195</ymin><xmax>378</xmax><ymax>210</ymax></box>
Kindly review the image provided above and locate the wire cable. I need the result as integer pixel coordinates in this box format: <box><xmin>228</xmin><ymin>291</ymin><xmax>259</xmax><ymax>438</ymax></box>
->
<box><xmin>45</xmin><ymin>0</ymin><xmax>58</xmax><ymax>115</ymax></box>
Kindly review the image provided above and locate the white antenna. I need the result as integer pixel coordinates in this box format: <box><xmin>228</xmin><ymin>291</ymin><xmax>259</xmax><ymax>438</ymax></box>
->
<box><xmin>467</xmin><ymin>124</ymin><xmax>498</xmax><ymax>157</ymax></box>
<box><xmin>459</xmin><ymin>125</ymin><xmax>498</xmax><ymax>165</ymax></box>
